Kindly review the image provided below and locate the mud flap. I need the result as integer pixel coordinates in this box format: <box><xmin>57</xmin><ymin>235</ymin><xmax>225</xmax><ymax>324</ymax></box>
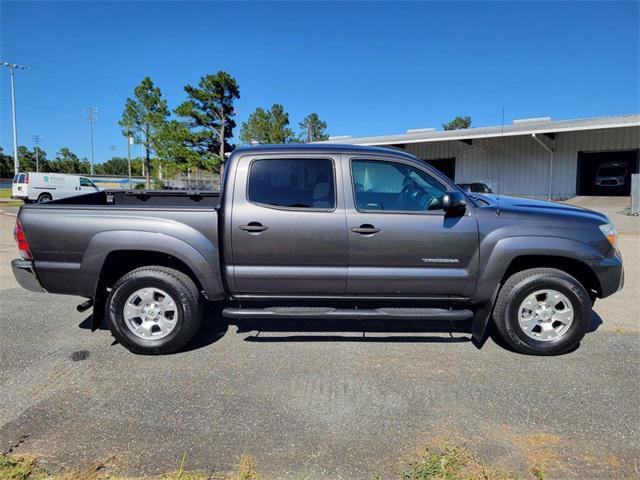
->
<box><xmin>471</xmin><ymin>284</ymin><xmax>501</xmax><ymax>348</ymax></box>
<box><xmin>90</xmin><ymin>288</ymin><xmax>108</xmax><ymax>331</ymax></box>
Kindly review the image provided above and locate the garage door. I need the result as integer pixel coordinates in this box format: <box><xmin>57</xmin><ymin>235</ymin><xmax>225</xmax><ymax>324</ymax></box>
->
<box><xmin>577</xmin><ymin>150</ymin><xmax>639</xmax><ymax>196</ymax></box>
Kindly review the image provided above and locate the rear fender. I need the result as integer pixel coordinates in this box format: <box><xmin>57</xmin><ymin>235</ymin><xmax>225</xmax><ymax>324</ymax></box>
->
<box><xmin>78</xmin><ymin>230</ymin><xmax>225</xmax><ymax>301</ymax></box>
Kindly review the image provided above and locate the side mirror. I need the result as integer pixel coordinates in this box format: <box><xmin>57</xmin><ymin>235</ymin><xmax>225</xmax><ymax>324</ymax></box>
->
<box><xmin>442</xmin><ymin>190</ymin><xmax>466</xmax><ymax>214</ymax></box>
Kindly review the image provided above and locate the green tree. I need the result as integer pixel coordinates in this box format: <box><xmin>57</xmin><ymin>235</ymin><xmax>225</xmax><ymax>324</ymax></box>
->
<box><xmin>48</xmin><ymin>148</ymin><xmax>91</xmax><ymax>174</ymax></box>
<box><xmin>442</xmin><ymin>116</ymin><xmax>472</xmax><ymax>131</ymax></box>
<box><xmin>175</xmin><ymin>71</ymin><xmax>240</xmax><ymax>173</ymax></box>
<box><xmin>299</xmin><ymin>113</ymin><xmax>329</xmax><ymax>142</ymax></box>
<box><xmin>95</xmin><ymin>157</ymin><xmax>130</xmax><ymax>176</ymax></box>
<box><xmin>240</xmin><ymin>104</ymin><xmax>296</xmax><ymax>144</ymax></box>
<box><xmin>119</xmin><ymin>77</ymin><xmax>169</xmax><ymax>187</ymax></box>
<box><xmin>0</xmin><ymin>147</ymin><xmax>13</xmax><ymax>178</ymax></box>
<box><xmin>156</xmin><ymin>120</ymin><xmax>216</xmax><ymax>173</ymax></box>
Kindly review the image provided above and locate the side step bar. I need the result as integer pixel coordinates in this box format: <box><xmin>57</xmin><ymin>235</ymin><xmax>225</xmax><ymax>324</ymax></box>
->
<box><xmin>222</xmin><ymin>306</ymin><xmax>473</xmax><ymax>321</ymax></box>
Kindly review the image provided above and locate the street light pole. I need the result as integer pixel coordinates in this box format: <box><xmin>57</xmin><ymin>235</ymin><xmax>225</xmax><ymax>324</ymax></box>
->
<box><xmin>1</xmin><ymin>62</ymin><xmax>29</xmax><ymax>174</ymax></box>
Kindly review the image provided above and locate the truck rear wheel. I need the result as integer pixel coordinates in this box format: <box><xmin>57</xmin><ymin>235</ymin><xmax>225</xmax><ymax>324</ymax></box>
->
<box><xmin>106</xmin><ymin>266</ymin><xmax>203</xmax><ymax>355</ymax></box>
<box><xmin>493</xmin><ymin>268</ymin><xmax>592</xmax><ymax>355</ymax></box>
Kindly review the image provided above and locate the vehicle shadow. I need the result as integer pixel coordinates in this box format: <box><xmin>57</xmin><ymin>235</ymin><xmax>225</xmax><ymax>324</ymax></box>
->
<box><xmin>78</xmin><ymin>309</ymin><xmax>603</xmax><ymax>353</ymax></box>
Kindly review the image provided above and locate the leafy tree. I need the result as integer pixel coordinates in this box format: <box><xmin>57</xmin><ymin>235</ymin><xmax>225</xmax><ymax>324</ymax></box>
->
<box><xmin>17</xmin><ymin>146</ymin><xmax>48</xmax><ymax>172</ymax></box>
<box><xmin>119</xmin><ymin>77</ymin><xmax>169</xmax><ymax>187</ymax></box>
<box><xmin>442</xmin><ymin>116</ymin><xmax>472</xmax><ymax>131</ymax></box>
<box><xmin>299</xmin><ymin>113</ymin><xmax>329</xmax><ymax>142</ymax></box>
<box><xmin>0</xmin><ymin>147</ymin><xmax>13</xmax><ymax>178</ymax></box>
<box><xmin>156</xmin><ymin>120</ymin><xmax>215</xmax><ymax>173</ymax></box>
<box><xmin>239</xmin><ymin>104</ymin><xmax>296</xmax><ymax>144</ymax></box>
<box><xmin>48</xmin><ymin>148</ymin><xmax>91</xmax><ymax>174</ymax></box>
<box><xmin>95</xmin><ymin>157</ymin><xmax>131</xmax><ymax>176</ymax></box>
<box><xmin>175</xmin><ymin>71</ymin><xmax>240</xmax><ymax>173</ymax></box>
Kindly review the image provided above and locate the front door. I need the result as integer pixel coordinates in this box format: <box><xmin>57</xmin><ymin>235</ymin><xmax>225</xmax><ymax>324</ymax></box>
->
<box><xmin>343</xmin><ymin>156</ymin><xmax>479</xmax><ymax>298</ymax></box>
<box><xmin>230</xmin><ymin>154</ymin><xmax>348</xmax><ymax>295</ymax></box>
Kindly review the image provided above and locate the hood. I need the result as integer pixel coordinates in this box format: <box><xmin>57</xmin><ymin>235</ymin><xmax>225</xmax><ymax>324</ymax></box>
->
<box><xmin>477</xmin><ymin>194</ymin><xmax>609</xmax><ymax>224</ymax></box>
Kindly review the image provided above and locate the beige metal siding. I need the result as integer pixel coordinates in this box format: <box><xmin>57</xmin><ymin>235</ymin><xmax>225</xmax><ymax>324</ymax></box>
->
<box><xmin>405</xmin><ymin>126</ymin><xmax>640</xmax><ymax>199</ymax></box>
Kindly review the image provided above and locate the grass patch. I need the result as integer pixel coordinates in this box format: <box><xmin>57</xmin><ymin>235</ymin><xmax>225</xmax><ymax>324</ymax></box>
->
<box><xmin>0</xmin><ymin>200</ymin><xmax>23</xmax><ymax>208</ymax></box>
<box><xmin>399</xmin><ymin>446</ymin><xmax>519</xmax><ymax>480</ymax></box>
<box><xmin>0</xmin><ymin>453</ymin><xmax>262</xmax><ymax>480</ymax></box>
<box><xmin>0</xmin><ymin>188</ymin><xmax>12</xmax><ymax>198</ymax></box>
<box><xmin>0</xmin><ymin>449</ymin><xmax>546</xmax><ymax>480</ymax></box>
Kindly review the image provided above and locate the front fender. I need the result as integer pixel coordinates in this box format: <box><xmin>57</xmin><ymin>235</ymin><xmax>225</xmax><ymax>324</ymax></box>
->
<box><xmin>472</xmin><ymin>235</ymin><xmax>603</xmax><ymax>303</ymax></box>
<box><xmin>78</xmin><ymin>230</ymin><xmax>225</xmax><ymax>300</ymax></box>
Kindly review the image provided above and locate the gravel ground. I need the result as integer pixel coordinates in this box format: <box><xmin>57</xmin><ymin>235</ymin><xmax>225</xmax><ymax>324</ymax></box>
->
<box><xmin>0</xmin><ymin>205</ymin><xmax>639</xmax><ymax>479</ymax></box>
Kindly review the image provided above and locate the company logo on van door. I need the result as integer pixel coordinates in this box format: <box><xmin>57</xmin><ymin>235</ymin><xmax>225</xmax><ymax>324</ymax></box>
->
<box><xmin>43</xmin><ymin>175</ymin><xmax>65</xmax><ymax>184</ymax></box>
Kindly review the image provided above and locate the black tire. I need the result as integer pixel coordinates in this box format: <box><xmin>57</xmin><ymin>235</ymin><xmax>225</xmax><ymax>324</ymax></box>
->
<box><xmin>37</xmin><ymin>193</ymin><xmax>52</xmax><ymax>203</ymax></box>
<box><xmin>105</xmin><ymin>266</ymin><xmax>203</xmax><ymax>355</ymax></box>
<box><xmin>493</xmin><ymin>268</ymin><xmax>591</xmax><ymax>356</ymax></box>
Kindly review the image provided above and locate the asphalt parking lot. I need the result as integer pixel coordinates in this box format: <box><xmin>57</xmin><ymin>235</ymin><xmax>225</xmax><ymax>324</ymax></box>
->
<box><xmin>0</xmin><ymin>204</ymin><xmax>638</xmax><ymax>479</ymax></box>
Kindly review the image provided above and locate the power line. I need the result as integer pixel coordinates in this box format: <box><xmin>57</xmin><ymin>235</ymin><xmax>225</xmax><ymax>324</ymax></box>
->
<box><xmin>32</xmin><ymin>134</ymin><xmax>41</xmax><ymax>172</ymax></box>
<box><xmin>84</xmin><ymin>106</ymin><xmax>98</xmax><ymax>174</ymax></box>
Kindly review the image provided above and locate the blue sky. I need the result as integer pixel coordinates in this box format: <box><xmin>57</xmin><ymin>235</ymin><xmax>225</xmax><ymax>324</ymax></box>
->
<box><xmin>1</xmin><ymin>1</ymin><xmax>638</xmax><ymax>163</ymax></box>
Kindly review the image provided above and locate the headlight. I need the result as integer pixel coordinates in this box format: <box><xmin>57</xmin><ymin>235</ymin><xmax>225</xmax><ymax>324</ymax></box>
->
<box><xmin>599</xmin><ymin>223</ymin><xmax>618</xmax><ymax>249</ymax></box>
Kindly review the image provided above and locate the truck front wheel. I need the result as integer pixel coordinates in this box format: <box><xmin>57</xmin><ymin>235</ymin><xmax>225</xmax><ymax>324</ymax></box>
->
<box><xmin>106</xmin><ymin>266</ymin><xmax>203</xmax><ymax>355</ymax></box>
<box><xmin>493</xmin><ymin>268</ymin><xmax>592</xmax><ymax>355</ymax></box>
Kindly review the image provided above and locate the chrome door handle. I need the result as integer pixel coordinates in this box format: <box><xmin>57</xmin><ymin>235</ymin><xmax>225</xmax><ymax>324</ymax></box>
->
<box><xmin>351</xmin><ymin>224</ymin><xmax>380</xmax><ymax>235</ymax></box>
<box><xmin>239</xmin><ymin>222</ymin><xmax>268</xmax><ymax>233</ymax></box>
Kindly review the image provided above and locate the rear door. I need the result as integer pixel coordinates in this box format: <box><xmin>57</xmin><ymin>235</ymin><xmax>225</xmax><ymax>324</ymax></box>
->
<box><xmin>12</xmin><ymin>173</ymin><xmax>27</xmax><ymax>198</ymax></box>
<box><xmin>342</xmin><ymin>155</ymin><xmax>479</xmax><ymax>298</ymax></box>
<box><xmin>229</xmin><ymin>154</ymin><xmax>348</xmax><ymax>295</ymax></box>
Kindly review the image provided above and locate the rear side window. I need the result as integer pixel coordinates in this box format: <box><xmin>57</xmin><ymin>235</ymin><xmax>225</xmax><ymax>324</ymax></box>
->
<box><xmin>13</xmin><ymin>174</ymin><xmax>19</xmax><ymax>183</ymax></box>
<box><xmin>17</xmin><ymin>174</ymin><xmax>26</xmax><ymax>183</ymax></box>
<box><xmin>248</xmin><ymin>158</ymin><xmax>335</xmax><ymax>209</ymax></box>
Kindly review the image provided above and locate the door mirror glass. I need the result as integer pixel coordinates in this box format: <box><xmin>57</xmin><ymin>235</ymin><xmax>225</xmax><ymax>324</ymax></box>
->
<box><xmin>442</xmin><ymin>191</ymin><xmax>466</xmax><ymax>214</ymax></box>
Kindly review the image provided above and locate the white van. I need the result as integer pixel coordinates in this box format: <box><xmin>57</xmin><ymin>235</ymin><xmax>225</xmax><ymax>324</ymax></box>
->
<box><xmin>11</xmin><ymin>172</ymin><xmax>100</xmax><ymax>203</ymax></box>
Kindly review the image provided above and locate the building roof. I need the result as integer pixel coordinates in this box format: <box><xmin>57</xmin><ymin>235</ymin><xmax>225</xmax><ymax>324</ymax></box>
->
<box><xmin>321</xmin><ymin>114</ymin><xmax>640</xmax><ymax>146</ymax></box>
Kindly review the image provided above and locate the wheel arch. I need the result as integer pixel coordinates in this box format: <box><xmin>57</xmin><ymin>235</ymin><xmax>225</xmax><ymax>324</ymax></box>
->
<box><xmin>78</xmin><ymin>230</ymin><xmax>225</xmax><ymax>301</ymax></box>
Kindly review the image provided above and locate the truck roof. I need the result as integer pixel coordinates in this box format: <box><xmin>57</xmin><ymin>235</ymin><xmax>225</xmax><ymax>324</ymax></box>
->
<box><xmin>231</xmin><ymin>143</ymin><xmax>418</xmax><ymax>160</ymax></box>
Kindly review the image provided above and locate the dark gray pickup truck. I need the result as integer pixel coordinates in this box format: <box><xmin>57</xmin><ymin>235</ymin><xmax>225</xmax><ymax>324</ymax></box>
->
<box><xmin>12</xmin><ymin>144</ymin><xmax>624</xmax><ymax>355</ymax></box>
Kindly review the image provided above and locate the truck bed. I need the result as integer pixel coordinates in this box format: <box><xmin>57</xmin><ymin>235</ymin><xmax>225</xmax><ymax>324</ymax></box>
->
<box><xmin>18</xmin><ymin>190</ymin><xmax>222</xmax><ymax>298</ymax></box>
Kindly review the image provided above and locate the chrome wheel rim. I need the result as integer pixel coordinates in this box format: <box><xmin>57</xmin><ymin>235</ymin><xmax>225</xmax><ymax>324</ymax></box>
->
<box><xmin>518</xmin><ymin>289</ymin><xmax>574</xmax><ymax>341</ymax></box>
<box><xmin>123</xmin><ymin>288</ymin><xmax>178</xmax><ymax>340</ymax></box>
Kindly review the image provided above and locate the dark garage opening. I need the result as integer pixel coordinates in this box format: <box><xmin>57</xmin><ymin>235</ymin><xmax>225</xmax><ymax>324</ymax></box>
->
<box><xmin>577</xmin><ymin>150</ymin><xmax>639</xmax><ymax>196</ymax></box>
<box><xmin>424</xmin><ymin>157</ymin><xmax>456</xmax><ymax>180</ymax></box>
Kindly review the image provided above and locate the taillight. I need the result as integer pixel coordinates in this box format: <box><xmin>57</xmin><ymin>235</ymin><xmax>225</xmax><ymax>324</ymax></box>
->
<box><xmin>14</xmin><ymin>219</ymin><xmax>33</xmax><ymax>260</ymax></box>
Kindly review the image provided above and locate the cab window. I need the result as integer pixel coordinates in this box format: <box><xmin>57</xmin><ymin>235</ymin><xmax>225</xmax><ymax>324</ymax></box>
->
<box><xmin>351</xmin><ymin>160</ymin><xmax>446</xmax><ymax>212</ymax></box>
<box><xmin>80</xmin><ymin>178</ymin><xmax>95</xmax><ymax>187</ymax></box>
<box><xmin>248</xmin><ymin>158</ymin><xmax>335</xmax><ymax>209</ymax></box>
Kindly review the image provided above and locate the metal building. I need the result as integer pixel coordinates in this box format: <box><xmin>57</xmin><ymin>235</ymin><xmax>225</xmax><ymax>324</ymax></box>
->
<box><xmin>325</xmin><ymin>114</ymin><xmax>640</xmax><ymax>199</ymax></box>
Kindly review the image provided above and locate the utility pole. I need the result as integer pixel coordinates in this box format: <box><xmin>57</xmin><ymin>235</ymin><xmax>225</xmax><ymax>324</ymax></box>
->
<box><xmin>31</xmin><ymin>134</ymin><xmax>41</xmax><ymax>172</ymax></box>
<box><xmin>84</xmin><ymin>106</ymin><xmax>98</xmax><ymax>175</ymax></box>
<box><xmin>1</xmin><ymin>61</ymin><xmax>29</xmax><ymax>174</ymax></box>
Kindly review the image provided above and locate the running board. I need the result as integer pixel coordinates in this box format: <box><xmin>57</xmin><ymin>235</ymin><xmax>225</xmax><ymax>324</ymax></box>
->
<box><xmin>222</xmin><ymin>306</ymin><xmax>473</xmax><ymax>321</ymax></box>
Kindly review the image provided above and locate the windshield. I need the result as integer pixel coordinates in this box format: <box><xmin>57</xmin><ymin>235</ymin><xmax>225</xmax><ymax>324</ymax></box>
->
<box><xmin>598</xmin><ymin>167</ymin><xmax>626</xmax><ymax>177</ymax></box>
